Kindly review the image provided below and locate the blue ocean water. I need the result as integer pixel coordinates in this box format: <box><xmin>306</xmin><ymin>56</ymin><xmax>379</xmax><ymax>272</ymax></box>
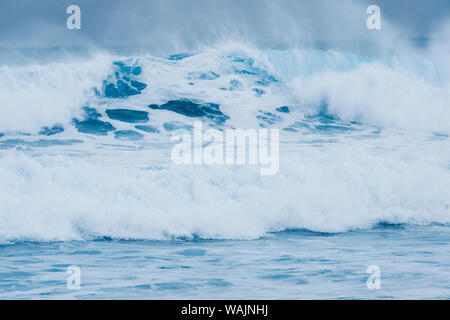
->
<box><xmin>0</xmin><ymin>43</ymin><xmax>449</xmax><ymax>299</ymax></box>
<box><xmin>0</xmin><ymin>225</ymin><xmax>448</xmax><ymax>299</ymax></box>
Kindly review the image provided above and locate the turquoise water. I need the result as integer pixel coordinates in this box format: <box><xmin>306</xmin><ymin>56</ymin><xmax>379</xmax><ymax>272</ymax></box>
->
<box><xmin>1</xmin><ymin>225</ymin><xmax>448</xmax><ymax>299</ymax></box>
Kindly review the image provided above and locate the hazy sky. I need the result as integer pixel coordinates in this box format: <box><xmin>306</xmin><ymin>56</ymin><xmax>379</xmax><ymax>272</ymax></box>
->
<box><xmin>0</xmin><ymin>0</ymin><xmax>448</xmax><ymax>52</ymax></box>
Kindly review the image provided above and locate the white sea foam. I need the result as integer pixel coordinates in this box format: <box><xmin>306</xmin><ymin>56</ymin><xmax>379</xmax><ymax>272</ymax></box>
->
<box><xmin>0</xmin><ymin>41</ymin><xmax>448</xmax><ymax>134</ymax></box>
<box><xmin>287</xmin><ymin>58</ymin><xmax>450</xmax><ymax>132</ymax></box>
<box><xmin>0</xmin><ymin>133</ymin><xmax>449</xmax><ymax>243</ymax></box>
<box><xmin>0</xmin><ymin>41</ymin><xmax>449</xmax><ymax>242</ymax></box>
<box><xmin>0</xmin><ymin>53</ymin><xmax>113</xmax><ymax>133</ymax></box>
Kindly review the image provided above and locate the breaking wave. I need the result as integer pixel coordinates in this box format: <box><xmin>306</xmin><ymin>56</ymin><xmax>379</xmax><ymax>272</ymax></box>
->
<box><xmin>0</xmin><ymin>40</ymin><xmax>449</xmax><ymax>242</ymax></box>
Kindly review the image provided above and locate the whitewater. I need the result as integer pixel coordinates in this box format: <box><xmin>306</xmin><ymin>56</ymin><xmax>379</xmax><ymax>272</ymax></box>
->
<box><xmin>0</xmin><ymin>42</ymin><xmax>449</xmax><ymax>241</ymax></box>
<box><xmin>0</xmin><ymin>39</ymin><xmax>449</xmax><ymax>298</ymax></box>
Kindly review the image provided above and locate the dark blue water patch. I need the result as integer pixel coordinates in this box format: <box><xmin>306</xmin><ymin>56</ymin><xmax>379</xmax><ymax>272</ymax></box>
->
<box><xmin>39</xmin><ymin>124</ymin><xmax>64</xmax><ymax>136</ymax></box>
<box><xmin>167</xmin><ymin>53</ymin><xmax>194</xmax><ymax>61</ymax></box>
<box><xmin>432</xmin><ymin>132</ymin><xmax>449</xmax><ymax>138</ymax></box>
<box><xmin>233</xmin><ymin>68</ymin><xmax>257</xmax><ymax>75</ymax></box>
<box><xmin>113</xmin><ymin>61</ymin><xmax>142</xmax><ymax>76</ymax></box>
<box><xmin>221</xmin><ymin>79</ymin><xmax>242</xmax><ymax>91</ymax></box>
<box><xmin>163</xmin><ymin>121</ymin><xmax>193</xmax><ymax>132</ymax></box>
<box><xmin>429</xmin><ymin>134</ymin><xmax>449</xmax><ymax>142</ymax></box>
<box><xmin>73</xmin><ymin>119</ymin><xmax>115</xmax><ymax>136</ymax></box>
<box><xmin>303</xmin><ymin>103</ymin><xmax>360</xmax><ymax>133</ymax></box>
<box><xmin>103</xmin><ymin>61</ymin><xmax>147</xmax><ymax>98</ymax></box>
<box><xmin>255</xmin><ymin>74</ymin><xmax>278</xmax><ymax>87</ymax></box>
<box><xmin>149</xmin><ymin>99</ymin><xmax>230</xmax><ymax>124</ymax></box>
<box><xmin>258</xmin><ymin>274</ymin><xmax>295</xmax><ymax>281</ymax></box>
<box><xmin>0</xmin><ymin>133</ymin><xmax>4</xmax><ymax>138</ymax></box>
<box><xmin>313</xmin><ymin>124</ymin><xmax>355</xmax><ymax>133</ymax></box>
<box><xmin>69</xmin><ymin>250</ymin><xmax>102</xmax><ymax>255</ymax></box>
<box><xmin>13</xmin><ymin>132</ymin><xmax>31</xmax><ymax>136</ymax></box>
<box><xmin>0</xmin><ymin>139</ymin><xmax>83</xmax><ymax>149</ymax></box>
<box><xmin>411</xmin><ymin>36</ymin><xmax>430</xmax><ymax>48</ymax></box>
<box><xmin>371</xmin><ymin>222</ymin><xmax>408</xmax><ymax>230</ymax></box>
<box><xmin>229</xmin><ymin>79</ymin><xmax>241</xmax><ymax>90</ymax></box>
<box><xmin>305</xmin><ymin>113</ymin><xmax>336</xmax><ymax>125</ymax></box>
<box><xmin>228</xmin><ymin>54</ymin><xmax>278</xmax><ymax>85</ymax></box>
<box><xmin>104</xmin><ymin>80</ymin><xmax>142</xmax><ymax>98</ymax></box>
<box><xmin>159</xmin><ymin>265</ymin><xmax>192</xmax><ymax>270</ymax></box>
<box><xmin>72</xmin><ymin>106</ymin><xmax>112</xmax><ymax>135</ymax></box>
<box><xmin>44</xmin><ymin>268</ymin><xmax>64</xmax><ymax>273</ymax></box>
<box><xmin>29</xmin><ymin>139</ymin><xmax>83</xmax><ymax>147</ymax></box>
<box><xmin>81</xmin><ymin>106</ymin><xmax>102</xmax><ymax>120</ymax></box>
<box><xmin>305</xmin><ymin>101</ymin><xmax>338</xmax><ymax>124</ymax></box>
<box><xmin>253</xmin><ymin>88</ymin><xmax>265</xmax><ymax>97</ymax></box>
<box><xmin>91</xmin><ymin>236</ymin><xmax>114</xmax><ymax>242</ymax></box>
<box><xmin>189</xmin><ymin>71</ymin><xmax>220</xmax><ymax>80</ymax></box>
<box><xmin>130</xmin><ymin>80</ymin><xmax>147</xmax><ymax>91</ymax></box>
<box><xmin>114</xmin><ymin>130</ymin><xmax>144</xmax><ymax>141</ymax></box>
<box><xmin>206</xmin><ymin>279</ymin><xmax>233</xmax><ymax>287</ymax></box>
<box><xmin>133</xmin><ymin>284</ymin><xmax>152</xmax><ymax>290</ymax></box>
<box><xmin>230</xmin><ymin>55</ymin><xmax>260</xmax><ymax>65</ymax></box>
<box><xmin>270</xmin><ymin>228</ymin><xmax>338</xmax><ymax>238</ymax></box>
<box><xmin>173</xmin><ymin>233</ymin><xmax>220</xmax><ymax>242</ymax></box>
<box><xmin>106</xmin><ymin>109</ymin><xmax>149</xmax><ymax>123</ymax></box>
<box><xmin>135</xmin><ymin>125</ymin><xmax>160</xmax><ymax>133</ymax></box>
<box><xmin>276</xmin><ymin>106</ymin><xmax>290</xmax><ymax>113</ymax></box>
<box><xmin>200</xmin><ymin>71</ymin><xmax>220</xmax><ymax>80</ymax></box>
<box><xmin>273</xmin><ymin>255</ymin><xmax>295</xmax><ymax>262</ymax></box>
<box><xmin>149</xmin><ymin>100</ymin><xmax>203</xmax><ymax>117</ymax></box>
<box><xmin>257</xmin><ymin>111</ymin><xmax>283</xmax><ymax>128</ymax></box>
<box><xmin>295</xmin><ymin>278</ymin><xmax>310</xmax><ymax>285</ymax></box>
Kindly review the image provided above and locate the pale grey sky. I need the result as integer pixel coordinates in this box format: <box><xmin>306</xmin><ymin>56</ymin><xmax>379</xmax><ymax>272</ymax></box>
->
<box><xmin>0</xmin><ymin>0</ymin><xmax>448</xmax><ymax>53</ymax></box>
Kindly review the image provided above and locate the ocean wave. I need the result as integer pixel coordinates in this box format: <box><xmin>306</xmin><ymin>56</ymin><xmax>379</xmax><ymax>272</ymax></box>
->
<box><xmin>0</xmin><ymin>141</ymin><xmax>448</xmax><ymax>242</ymax></box>
<box><xmin>1</xmin><ymin>42</ymin><xmax>449</xmax><ymax>242</ymax></box>
<box><xmin>0</xmin><ymin>42</ymin><xmax>449</xmax><ymax>141</ymax></box>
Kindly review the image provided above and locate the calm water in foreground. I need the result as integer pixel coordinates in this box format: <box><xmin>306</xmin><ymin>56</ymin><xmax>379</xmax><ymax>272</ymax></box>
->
<box><xmin>1</xmin><ymin>225</ymin><xmax>448</xmax><ymax>299</ymax></box>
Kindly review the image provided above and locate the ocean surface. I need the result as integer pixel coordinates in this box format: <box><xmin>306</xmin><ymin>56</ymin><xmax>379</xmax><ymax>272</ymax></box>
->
<box><xmin>0</xmin><ymin>43</ymin><xmax>449</xmax><ymax>299</ymax></box>
<box><xmin>1</xmin><ymin>225</ymin><xmax>449</xmax><ymax>299</ymax></box>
